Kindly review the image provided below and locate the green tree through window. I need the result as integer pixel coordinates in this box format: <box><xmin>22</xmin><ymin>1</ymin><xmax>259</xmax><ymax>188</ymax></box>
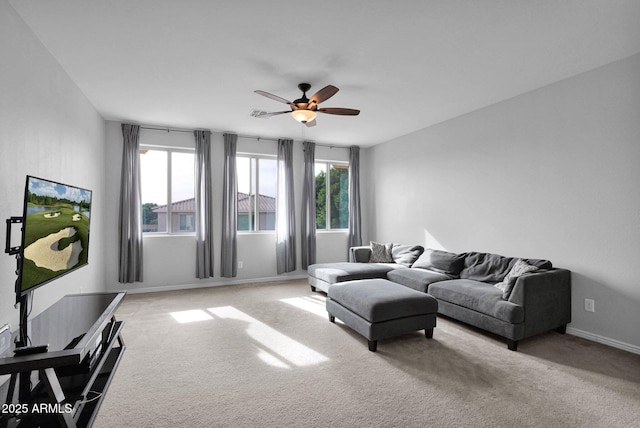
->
<box><xmin>315</xmin><ymin>162</ymin><xmax>349</xmax><ymax>229</ymax></box>
<box><xmin>315</xmin><ymin>170</ymin><xmax>326</xmax><ymax>229</ymax></box>
<box><xmin>142</xmin><ymin>203</ymin><xmax>158</xmax><ymax>228</ymax></box>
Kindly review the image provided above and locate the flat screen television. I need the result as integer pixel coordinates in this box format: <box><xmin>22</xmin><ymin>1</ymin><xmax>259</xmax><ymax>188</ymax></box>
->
<box><xmin>17</xmin><ymin>176</ymin><xmax>92</xmax><ymax>296</ymax></box>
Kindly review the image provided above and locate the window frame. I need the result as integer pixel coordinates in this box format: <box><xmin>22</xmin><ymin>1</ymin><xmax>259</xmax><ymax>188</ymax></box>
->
<box><xmin>140</xmin><ymin>145</ymin><xmax>196</xmax><ymax>236</ymax></box>
<box><xmin>315</xmin><ymin>160</ymin><xmax>350</xmax><ymax>231</ymax></box>
<box><xmin>236</xmin><ymin>153</ymin><xmax>277</xmax><ymax>233</ymax></box>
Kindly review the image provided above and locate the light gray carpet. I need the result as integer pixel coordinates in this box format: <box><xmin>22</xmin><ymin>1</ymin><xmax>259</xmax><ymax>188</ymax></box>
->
<box><xmin>94</xmin><ymin>280</ymin><xmax>640</xmax><ymax>428</ymax></box>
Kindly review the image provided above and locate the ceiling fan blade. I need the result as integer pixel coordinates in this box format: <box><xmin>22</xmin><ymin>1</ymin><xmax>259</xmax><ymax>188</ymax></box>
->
<box><xmin>305</xmin><ymin>118</ymin><xmax>317</xmax><ymax>127</ymax></box>
<box><xmin>254</xmin><ymin>90</ymin><xmax>293</xmax><ymax>105</ymax></box>
<box><xmin>317</xmin><ymin>107</ymin><xmax>360</xmax><ymax>116</ymax></box>
<box><xmin>254</xmin><ymin>110</ymin><xmax>290</xmax><ymax>118</ymax></box>
<box><xmin>309</xmin><ymin>85</ymin><xmax>339</xmax><ymax>105</ymax></box>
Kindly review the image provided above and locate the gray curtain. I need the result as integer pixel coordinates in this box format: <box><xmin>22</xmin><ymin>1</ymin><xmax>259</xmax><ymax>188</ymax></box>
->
<box><xmin>276</xmin><ymin>138</ymin><xmax>296</xmax><ymax>274</ymax></box>
<box><xmin>348</xmin><ymin>145</ymin><xmax>362</xmax><ymax>248</ymax></box>
<box><xmin>118</xmin><ymin>123</ymin><xmax>143</xmax><ymax>283</ymax></box>
<box><xmin>194</xmin><ymin>130</ymin><xmax>214</xmax><ymax>279</ymax></box>
<box><xmin>301</xmin><ymin>141</ymin><xmax>316</xmax><ymax>269</ymax></box>
<box><xmin>221</xmin><ymin>133</ymin><xmax>238</xmax><ymax>277</ymax></box>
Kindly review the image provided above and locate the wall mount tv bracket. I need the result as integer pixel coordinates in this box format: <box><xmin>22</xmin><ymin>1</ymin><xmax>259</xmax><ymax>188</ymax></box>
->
<box><xmin>5</xmin><ymin>216</ymin><xmax>23</xmax><ymax>256</ymax></box>
<box><xmin>5</xmin><ymin>216</ymin><xmax>29</xmax><ymax>348</ymax></box>
<box><xmin>5</xmin><ymin>216</ymin><xmax>25</xmax><ymax>304</ymax></box>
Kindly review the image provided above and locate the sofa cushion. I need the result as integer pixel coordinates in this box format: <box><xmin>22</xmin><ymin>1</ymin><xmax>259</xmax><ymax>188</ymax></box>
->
<box><xmin>459</xmin><ymin>252</ymin><xmax>514</xmax><ymax>283</ymax></box>
<box><xmin>369</xmin><ymin>241</ymin><xmax>393</xmax><ymax>263</ymax></box>
<box><xmin>459</xmin><ymin>252</ymin><xmax>553</xmax><ymax>283</ymax></box>
<box><xmin>412</xmin><ymin>249</ymin><xmax>465</xmax><ymax>277</ymax></box>
<box><xmin>391</xmin><ymin>244</ymin><xmax>425</xmax><ymax>267</ymax></box>
<box><xmin>428</xmin><ymin>279</ymin><xmax>524</xmax><ymax>324</ymax></box>
<box><xmin>494</xmin><ymin>259</ymin><xmax>539</xmax><ymax>299</ymax></box>
<box><xmin>387</xmin><ymin>268</ymin><xmax>451</xmax><ymax>292</ymax></box>
<box><xmin>308</xmin><ymin>262</ymin><xmax>400</xmax><ymax>284</ymax></box>
<box><xmin>350</xmin><ymin>246</ymin><xmax>372</xmax><ymax>263</ymax></box>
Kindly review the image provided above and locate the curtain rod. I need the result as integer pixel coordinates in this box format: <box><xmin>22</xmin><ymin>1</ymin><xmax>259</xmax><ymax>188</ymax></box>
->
<box><xmin>140</xmin><ymin>125</ymin><xmax>194</xmax><ymax>133</ymax></box>
<box><xmin>139</xmin><ymin>125</ymin><xmax>347</xmax><ymax>149</ymax></box>
<box><xmin>232</xmin><ymin>134</ymin><xmax>345</xmax><ymax>149</ymax></box>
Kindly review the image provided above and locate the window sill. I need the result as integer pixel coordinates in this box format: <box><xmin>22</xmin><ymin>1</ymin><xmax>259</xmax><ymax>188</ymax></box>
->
<box><xmin>237</xmin><ymin>231</ymin><xmax>276</xmax><ymax>235</ymax></box>
<box><xmin>143</xmin><ymin>233</ymin><xmax>195</xmax><ymax>237</ymax></box>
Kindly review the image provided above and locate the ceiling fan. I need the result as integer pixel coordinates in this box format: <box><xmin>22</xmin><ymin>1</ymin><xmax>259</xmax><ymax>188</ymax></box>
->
<box><xmin>254</xmin><ymin>83</ymin><xmax>360</xmax><ymax>127</ymax></box>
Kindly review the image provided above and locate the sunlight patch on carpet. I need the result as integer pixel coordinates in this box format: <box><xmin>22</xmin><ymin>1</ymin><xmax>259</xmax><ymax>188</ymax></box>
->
<box><xmin>256</xmin><ymin>347</ymin><xmax>291</xmax><ymax>369</ymax></box>
<box><xmin>207</xmin><ymin>306</ymin><xmax>329</xmax><ymax>367</ymax></box>
<box><xmin>170</xmin><ymin>309</ymin><xmax>214</xmax><ymax>323</ymax></box>
<box><xmin>280</xmin><ymin>295</ymin><xmax>327</xmax><ymax>318</ymax></box>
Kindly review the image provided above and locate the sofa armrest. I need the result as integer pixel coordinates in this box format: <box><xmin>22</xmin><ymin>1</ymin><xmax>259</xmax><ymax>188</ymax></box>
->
<box><xmin>508</xmin><ymin>268</ymin><xmax>572</xmax><ymax>336</ymax></box>
<box><xmin>349</xmin><ymin>246</ymin><xmax>372</xmax><ymax>263</ymax></box>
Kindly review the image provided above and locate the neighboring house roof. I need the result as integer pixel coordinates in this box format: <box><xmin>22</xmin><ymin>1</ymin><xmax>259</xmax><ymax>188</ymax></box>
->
<box><xmin>152</xmin><ymin>193</ymin><xmax>275</xmax><ymax>214</ymax></box>
<box><xmin>237</xmin><ymin>192</ymin><xmax>276</xmax><ymax>213</ymax></box>
<box><xmin>152</xmin><ymin>198</ymin><xmax>196</xmax><ymax>214</ymax></box>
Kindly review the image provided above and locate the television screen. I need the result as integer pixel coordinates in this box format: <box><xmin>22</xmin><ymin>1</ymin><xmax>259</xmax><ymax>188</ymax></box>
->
<box><xmin>19</xmin><ymin>176</ymin><xmax>92</xmax><ymax>295</ymax></box>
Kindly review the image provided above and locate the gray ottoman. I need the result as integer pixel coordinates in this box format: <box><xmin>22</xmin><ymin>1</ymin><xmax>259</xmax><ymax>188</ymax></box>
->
<box><xmin>326</xmin><ymin>278</ymin><xmax>438</xmax><ymax>352</ymax></box>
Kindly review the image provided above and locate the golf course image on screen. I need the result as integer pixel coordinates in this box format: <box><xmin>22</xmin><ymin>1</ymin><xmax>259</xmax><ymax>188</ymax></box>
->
<box><xmin>21</xmin><ymin>177</ymin><xmax>92</xmax><ymax>293</ymax></box>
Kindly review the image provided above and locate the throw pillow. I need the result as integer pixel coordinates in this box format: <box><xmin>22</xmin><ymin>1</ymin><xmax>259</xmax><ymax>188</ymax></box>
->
<box><xmin>412</xmin><ymin>249</ymin><xmax>465</xmax><ymax>277</ymax></box>
<box><xmin>369</xmin><ymin>241</ymin><xmax>393</xmax><ymax>263</ymax></box>
<box><xmin>391</xmin><ymin>244</ymin><xmax>425</xmax><ymax>267</ymax></box>
<box><xmin>494</xmin><ymin>259</ymin><xmax>539</xmax><ymax>300</ymax></box>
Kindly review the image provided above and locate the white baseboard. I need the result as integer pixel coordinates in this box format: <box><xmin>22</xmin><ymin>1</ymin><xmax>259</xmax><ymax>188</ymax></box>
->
<box><xmin>123</xmin><ymin>274</ymin><xmax>309</xmax><ymax>295</ymax></box>
<box><xmin>567</xmin><ymin>327</ymin><xmax>640</xmax><ymax>355</ymax></box>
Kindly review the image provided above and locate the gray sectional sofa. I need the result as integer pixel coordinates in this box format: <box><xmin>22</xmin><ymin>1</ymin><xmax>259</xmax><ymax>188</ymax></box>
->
<box><xmin>308</xmin><ymin>244</ymin><xmax>572</xmax><ymax>351</ymax></box>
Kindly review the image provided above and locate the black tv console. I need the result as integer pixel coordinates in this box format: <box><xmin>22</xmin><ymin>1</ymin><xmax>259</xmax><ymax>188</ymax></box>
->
<box><xmin>0</xmin><ymin>292</ymin><xmax>126</xmax><ymax>428</ymax></box>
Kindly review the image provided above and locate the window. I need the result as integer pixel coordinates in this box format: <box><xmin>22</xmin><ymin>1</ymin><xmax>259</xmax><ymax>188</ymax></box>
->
<box><xmin>315</xmin><ymin>162</ymin><xmax>349</xmax><ymax>230</ymax></box>
<box><xmin>237</xmin><ymin>155</ymin><xmax>277</xmax><ymax>231</ymax></box>
<box><xmin>179</xmin><ymin>214</ymin><xmax>194</xmax><ymax>232</ymax></box>
<box><xmin>140</xmin><ymin>148</ymin><xmax>195</xmax><ymax>234</ymax></box>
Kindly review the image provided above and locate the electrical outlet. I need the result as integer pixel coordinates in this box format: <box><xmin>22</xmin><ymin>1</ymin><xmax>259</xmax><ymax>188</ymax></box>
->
<box><xmin>585</xmin><ymin>298</ymin><xmax>595</xmax><ymax>313</ymax></box>
<box><xmin>238</xmin><ymin>261</ymin><xmax>244</xmax><ymax>269</ymax></box>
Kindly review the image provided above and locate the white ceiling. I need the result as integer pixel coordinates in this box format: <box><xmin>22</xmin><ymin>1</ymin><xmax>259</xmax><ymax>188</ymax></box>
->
<box><xmin>9</xmin><ymin>0</ymin><xmax>640</xmax><ymax>147</ymax></box>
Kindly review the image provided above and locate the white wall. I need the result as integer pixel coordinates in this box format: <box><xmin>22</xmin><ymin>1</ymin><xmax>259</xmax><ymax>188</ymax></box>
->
<box><xmin>104</xmin><ymin>123</ymin><xmax>354</xmax><ymax>292</ymax></box>
<box><xmin>0</xmin><ymin>0</ymin><xmax>106</xmax><ymax>331</ymax></box>
<box><xmin>366</xmin><ymin>53</ymin><xmax>640</xmax><ymax>351</ymax></box>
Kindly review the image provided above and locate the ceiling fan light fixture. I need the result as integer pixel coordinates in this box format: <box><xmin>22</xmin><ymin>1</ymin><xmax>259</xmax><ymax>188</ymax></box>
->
<box><xmin>291</xmin><ymin>109</ymin><xmax>317</xmax><ymax>123</ymax></box>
